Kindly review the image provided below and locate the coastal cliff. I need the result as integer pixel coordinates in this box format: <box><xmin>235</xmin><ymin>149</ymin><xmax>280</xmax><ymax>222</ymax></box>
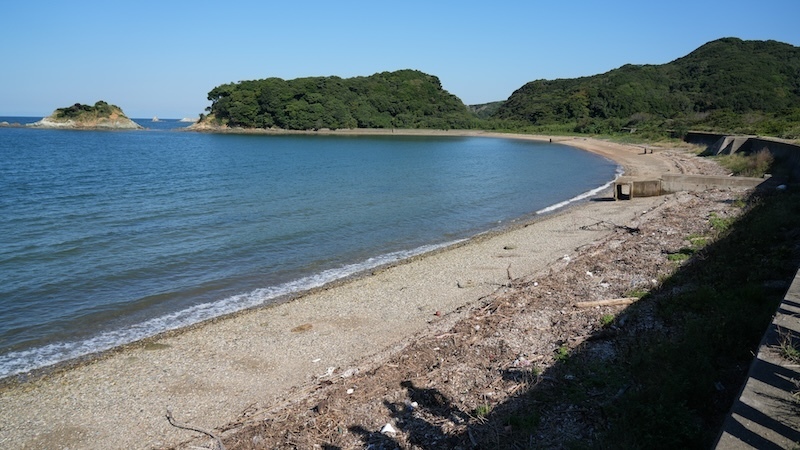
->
<box><xmin>30</xmin><ymin>101</ymin><xmax>142</xmax><ymax>130</ymax></box>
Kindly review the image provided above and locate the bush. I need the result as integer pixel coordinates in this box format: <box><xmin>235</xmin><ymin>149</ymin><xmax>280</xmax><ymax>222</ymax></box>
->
<box><xmin>715</xmin><ymin>148</ymin><xmax>774</xmax><ymax>177</ymax></box>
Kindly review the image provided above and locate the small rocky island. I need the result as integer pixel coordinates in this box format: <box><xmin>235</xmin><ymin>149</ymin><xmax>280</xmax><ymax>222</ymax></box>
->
<box><xmin>29</xmin><ymin>101</ymin><xmax>142</xmax><ymax>130</ymax></box>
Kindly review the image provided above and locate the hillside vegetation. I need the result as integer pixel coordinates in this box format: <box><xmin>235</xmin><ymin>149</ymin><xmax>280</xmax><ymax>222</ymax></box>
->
<box><xmin>198</xmin><ymin>38</ymin><xmax>800</xmax><ymax>139</ymax></box>
<box><xmin>494</xmin><ymin>38</ymin><xmax>800</xmax><ymax>138</ymax></box>
<box><xmin>468</xmin><ymin>101</ymin><xmax>504</xmax><ymax>119</ymax></box>
<box><xmin>201</xmin><ymin>70</ymin><xmax>479</xmax><ymax>130</ymax></box>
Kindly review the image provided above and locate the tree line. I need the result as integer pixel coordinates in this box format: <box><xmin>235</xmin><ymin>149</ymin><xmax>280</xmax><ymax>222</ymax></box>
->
<box><xmin>202</xmin><ymin>70</ymin><xmax>480</xmax><ymax>130</ymax></box>
<box><xmin>200</xmin><ymin>38</ymin><xmax>800</xmax><ymax>139</ymax></box>
<box><xmin>494</xmin><ymin>38</ymin><xmax>800</xmax><ymax>138</ymax></box>
<box><xmin>55</xmin><ymin>101</ymin><xmax>121</xmax><ymax>119</ymax></box>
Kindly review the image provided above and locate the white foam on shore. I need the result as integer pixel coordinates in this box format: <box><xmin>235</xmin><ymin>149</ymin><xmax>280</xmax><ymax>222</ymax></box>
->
<box><xmin>535</xmin><ymin>164</ymin><xmax>623</xmax><ymax>215</ymax></box>
<box><xmin>0</xmin><ymin>241</ymin><xmax>460</xmax><ymax>379</ymax></box>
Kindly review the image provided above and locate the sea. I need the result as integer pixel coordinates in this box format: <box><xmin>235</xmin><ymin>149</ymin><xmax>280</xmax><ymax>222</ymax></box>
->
<box><xmin>0</xmin><ymin>117</ymin><xmax>619</xmax><ymax>379</ymax></box>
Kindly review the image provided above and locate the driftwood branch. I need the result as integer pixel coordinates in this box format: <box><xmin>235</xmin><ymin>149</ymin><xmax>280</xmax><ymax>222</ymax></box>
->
<box><xmin>580</xmin><ymin>220</ymin><xmax>640</xmax><ymax>234</ymax></box>
<box><xmin>166</xmin><ymin>409</ymin><xmax>226</xmax><ymax>450</ymax></box>
<box><xmin>574</xmin><ymin>297</ymin><xmax>638</xmax><ymax>308</ymax></box>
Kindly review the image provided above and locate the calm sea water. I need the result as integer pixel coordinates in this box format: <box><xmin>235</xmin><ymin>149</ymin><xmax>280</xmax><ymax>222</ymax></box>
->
<box><xmin>0</xmin><ymin>118</ymin><xmax>618</xmax><ymax>378</ymax></box>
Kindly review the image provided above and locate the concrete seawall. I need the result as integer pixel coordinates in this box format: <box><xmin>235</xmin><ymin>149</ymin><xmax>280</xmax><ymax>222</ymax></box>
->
<box><xmin>661</xmin><ymin>173</ymin><xmax>766</xmax><ymax>193</ymax></box>
<box><xmin>613</xmin><ymin>174</ymin><xmax>765</xmax><ymax>200</ymax></box>
<box><xmin>686</xmin><ymin>132</ymin><xmax>800</xmax><ymax>181</ymax></box>
<box><xmin>714</xmin><ymin>269</ymin><xmax>800</xmax><ymax>449</ymax></box>
<box><xmin>612</xmin><ymin>132</ymin><xmax>800</xmax><ymax>200</ymax></box>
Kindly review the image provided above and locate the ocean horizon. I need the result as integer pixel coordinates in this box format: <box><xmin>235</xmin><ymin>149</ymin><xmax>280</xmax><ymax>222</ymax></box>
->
<box><xmin>0</xmin><ymin>120</ymin><xmax>619</xmax><ymax>379</ymax></box>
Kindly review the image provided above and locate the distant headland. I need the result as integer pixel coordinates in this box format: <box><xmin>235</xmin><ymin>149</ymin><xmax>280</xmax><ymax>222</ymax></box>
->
<box><xmin>28</xmin><ymin>101</ymin><xmax>142</xmax><ymax>130</ymax></box>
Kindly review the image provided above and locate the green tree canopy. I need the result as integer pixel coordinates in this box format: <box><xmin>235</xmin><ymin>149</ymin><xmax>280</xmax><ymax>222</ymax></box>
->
<box><xmin>55</xmin><ymin>101</ymin><xmax>123</xmax><ymax>119</ymax></box>
<box><xmin>493</xmin><ymin>38</ymin><xmax>800</xmax><ymax>138</ymax></box>
<box><xmin>203</xmin><ymin>70</ymin><xmax>478</xmax><ymax>130</ymax></box>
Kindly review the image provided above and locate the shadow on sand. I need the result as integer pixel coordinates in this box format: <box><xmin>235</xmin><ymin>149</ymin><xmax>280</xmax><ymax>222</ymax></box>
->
<box><xmin>336</xmin><ymin>188</ymin><xmax>800</xmax><ymax>449</ymax></box>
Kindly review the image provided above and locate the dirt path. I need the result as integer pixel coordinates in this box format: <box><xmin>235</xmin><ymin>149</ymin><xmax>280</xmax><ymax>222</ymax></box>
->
<box><xmin>0</xmin><ymin>135</ymin><xmax>726</xmax><ymax>450</ymax></box>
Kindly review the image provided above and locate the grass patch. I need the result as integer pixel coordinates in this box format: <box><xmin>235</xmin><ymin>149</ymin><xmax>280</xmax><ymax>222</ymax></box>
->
<box><xmin>687</xmin><ymin>233</ymin><xmax>710</xmax><ymax>247</ymax></box>
<box><xmin>600</xmin><ymin>314</ymin><xmax>615</xmax><ymax>327</ymax></box>
<box><xmin>715</xmin><ymin>148</ymin><xmax>775</xmax><ymax>177</ymax></box>
<box><xmin>777</xmin><ymin>329</ymin><xmax>800</xmax><ymax>364</ymax></box>
<box><xmin>554</xmin><ymin>345</ymin><xmax>570</xmax><ymax>362</ymax></box>
<box><xmin>625</xmin><ymin>288</ymin><xmax>650</xmax><ymax>299</ymax></box>
<box><xmin>474</xmin><ymin>403</ymin><xmax>492</xmax><ymax>419</ymax></box>
<box><xmin>709</xmin><ymin>212</ymin><xmax>735</xmax><ymax>233</ymax></box>
<box><xmin>667</xmin><ymin>248</ymin><xmax>695</xmax><ymax>262</ymax></box>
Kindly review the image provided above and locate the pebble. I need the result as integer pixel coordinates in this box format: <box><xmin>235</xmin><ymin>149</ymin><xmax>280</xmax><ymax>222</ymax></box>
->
<box><xmin>340</xmin><ymin>367</ymin><xmax>359</xmax><ymax>378</ymax></box>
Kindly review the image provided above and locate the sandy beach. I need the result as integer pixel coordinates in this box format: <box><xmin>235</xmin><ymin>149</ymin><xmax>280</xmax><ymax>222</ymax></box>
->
<box><xmin>0</xmin><ymin>133</ymin><xmax>714</xmax><ymax>449</ymax></box>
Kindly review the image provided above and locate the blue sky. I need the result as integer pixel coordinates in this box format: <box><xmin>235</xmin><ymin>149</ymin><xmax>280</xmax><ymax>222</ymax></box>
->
<box><xmin>1</xmin><ymin>0</ymin><xmax>798</xmax><ymax>118</ymax></box>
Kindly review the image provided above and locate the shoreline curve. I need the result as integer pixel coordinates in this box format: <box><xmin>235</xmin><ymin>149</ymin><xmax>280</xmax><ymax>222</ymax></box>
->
<box><xmin>0</xmin><ymin>132</ymin><xmax>687</xmax><ymax>449</ymax></box>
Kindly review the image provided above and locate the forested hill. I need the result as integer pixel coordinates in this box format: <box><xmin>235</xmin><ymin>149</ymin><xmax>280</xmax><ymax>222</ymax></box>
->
<box><xmin>494</xmin><ymin>38</ymin><xmax>800</xmax><ymax>138</ymax></box>
<box><xmin>200</xmin><ymin>70</ymin><xmax>478</xmax><ymax>130</ymax></box>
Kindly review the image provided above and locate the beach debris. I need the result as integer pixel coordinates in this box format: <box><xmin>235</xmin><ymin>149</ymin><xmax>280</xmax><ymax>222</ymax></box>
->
<box><xmin>346</xmin><ymin>388</ymin><xmax>355</xmax><ymax>395</ymax></box>
<box><xmin>340</xmin><ymin>367</ymin><xmax>359</xmax><ymax>378</ymax></box>
<box><xmin>457</xmin><ymin>280</ymin><xmax>476</xmax><ymax>288</ymax></box>
<box><xmin>314</xmin><ymin>400</ymin><xmax>329</xmax><ymax>415</ymax></box>
<box><xmin>151</xmin><ymin>154</ymin><xmax>744</xmax><ymax>448</ymax></box>
<box><xmin>380</xmin><ymin>423</ymin><xmax>397</xmax><ymax>435</ymax></box>
<box><xmin>312</xmin><ymin>358</ymin><xmax>321</xmax><ymax>363</ymax></box>
<box><xmin>574</xmin><ymin>297</ymin><xmax>638</xmax><ymax>308</ymax></box>
<box><xmin>512</xmin><ymin>356</ymin><xmax>532</xmax><ymax>367</ymax></box>
<box><xmin>319</xmin><ymin>366</ymin><xmax>336</xmax><ymax>378</ymax></box>
<box><xmin>165</xmin><ymin>409</ymin><xmax>225</xmax><ymax>450</ymax></box>
<box><xmin>291</xmin><ymin>323</ymin><xmax>313</xmax><ymax>332</ymax></box>
<box><xmin>580</xmin><ymin>220</ymin><xmax>641</xmax><ymax>234</ymax></box>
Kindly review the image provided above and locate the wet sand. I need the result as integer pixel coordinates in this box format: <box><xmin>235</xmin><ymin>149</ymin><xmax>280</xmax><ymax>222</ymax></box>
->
<box><xmin>0</xmin><ymin>133</ymin><xmax>684</xmax><ymax>449</ymax></box>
